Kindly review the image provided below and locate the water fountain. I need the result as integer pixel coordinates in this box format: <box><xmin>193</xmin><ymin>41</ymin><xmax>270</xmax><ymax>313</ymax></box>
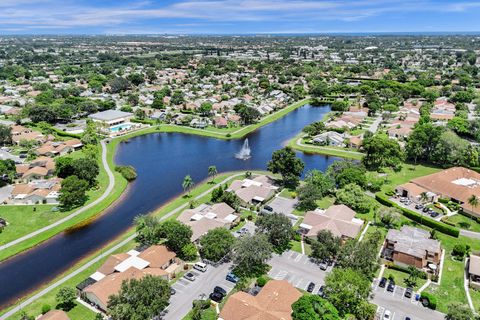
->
<box><xmin>235</xmin><ymin>138</ymin><xmax>251</xmax><ymax>160</ymax></box>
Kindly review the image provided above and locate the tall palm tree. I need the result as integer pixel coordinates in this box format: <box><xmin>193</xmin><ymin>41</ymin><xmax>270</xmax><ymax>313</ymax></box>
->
<box><xmin>208</xmin><ymin>165</ymin><xmax>217</xmax><ymax>182</ymax></box>
<box><xmin>468</xmin><ymin>194</ymin><xmax>479</xmax><ymax>214</ymax></box>
<box><xmin>420</xmin><ymin>192</ymin><xmax>429</xmax><ymax>204</ymax></box>
<box><xmin>182</xmin><ymin>175</ymin><xmax>194</xmax><ymax>196</ymax></box>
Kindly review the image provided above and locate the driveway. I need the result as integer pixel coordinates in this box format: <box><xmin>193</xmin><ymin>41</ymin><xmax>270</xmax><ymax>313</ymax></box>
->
<box><xmin>371</xmin><ymin>278</ymin><xmax>444</xmax><ymax>320</ymax></box>
<box><xmin>268</xmin><ymin>250</ymin><xmax>330</xmax><ymax>292</ymax></box>
<box><xmin>0</xmin><ymin>185</ymin><xmax>12</xmax><ymax>203</ymax></box>
<box><xmin>233</xmin><ymin>220</ymin><xmax>256</xmax><ymax>238</ymax></box>
<box><xmin>0</xmin><ymin>149</ymin><xmax>22</xmax><ymax>163</ymax></box>
<box><xmin>165</xmin><ymin>262</ymin><xmax>235</xmax><ymax>320</ymax></box>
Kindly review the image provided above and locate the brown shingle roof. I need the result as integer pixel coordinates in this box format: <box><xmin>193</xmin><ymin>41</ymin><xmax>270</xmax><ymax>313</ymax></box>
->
<box><xmin>219</xmin><ymin>280</ymin><xmax>301</xmax><ymax>320</ymax></box>
<box><xmin>138</xmin><ymin>245</ymin><xmax>176</xmax><ymax>268</ymax></box>
<box><xmin>38</xmin><ymin>310</ymin><xmax>70</xmax><ymax>320</ymax></box>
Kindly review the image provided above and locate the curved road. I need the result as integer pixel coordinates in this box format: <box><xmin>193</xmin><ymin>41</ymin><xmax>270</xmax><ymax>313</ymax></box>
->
<box><xmin>0</xmin><ymin>172</ymin><xmax>245</xmax><ymax>320</ymax></box>
<box><xmin>0</xmin><ymin>140</ymin><xmax>115</xmax><ymax>252</ymax></box>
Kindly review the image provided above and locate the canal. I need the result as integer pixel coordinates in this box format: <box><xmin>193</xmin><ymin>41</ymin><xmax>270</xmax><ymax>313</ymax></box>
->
<box><xmin>0</xmin><ymin>104</ymin><xmax>341</xmax><ymax>308</ymax></box>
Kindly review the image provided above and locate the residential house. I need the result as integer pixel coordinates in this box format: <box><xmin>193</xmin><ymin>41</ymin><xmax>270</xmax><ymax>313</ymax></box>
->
<box><xmin>81</xmin><ymin>245</ymin><xmax>183</xmax><ymax>311</ymax></box>
<box><xmin>468</xmin><ymin>254</ymin><xmax>480</xmax><ymax>289</ymax></box>
<box><xmin>312</xmin><ymin>131</ymin><xmax>345</xmax><ymax>147</ymax></box>
<box><xmin>227</xmin><ymin>175</ymin><xmax>278</xmax><ymax>205</ymax></box>
<box><xmin>383</xmin><ymin>226</ymin><xmax>441</xmax><ymax>269</ymax></box>
<box><xmin>300</xmin><ymin>204</ymin><xmax>364</xmax><ymax>240</ymax></box>
<box><xmin>36</xmin><ymin>139</ymin><xmax>83</xmax><ymax>157</ymax></box>
<box><xmin>219</xmin><ymin>280</ymin><xmax>301</xmax><ymax>320</ymax></box>
<box><xmin>396</xmin><ymin>167</ymin><xmax>480</xmax><ymax>217</ymax></box>
<box><xmin>178</xmin><ymin>202</ymin><xmax>239</xmax><ymax>241</ymax></box>
<box><xmin>38</xmin><ymin>310</ymin><xmax>70</xmax><ymax>320</ymax></box>
<box><xmin>214</xmin><ymin>116</ymin><xmax>228</xmax><ymax>128</ymax></box>
<box><xmin>10</xmin><ymin>179</ymin><xmax>61</xmax><ymax>204</ymax></box>
<box><xmin>88</xmin><ymin>110</ymin><xmax>133</xmax><ymax>127</ymax></box>
<box><xmin>10</xmin><ymin>125</ymin><xmax>45</xmax><ymax>145</ymax></box>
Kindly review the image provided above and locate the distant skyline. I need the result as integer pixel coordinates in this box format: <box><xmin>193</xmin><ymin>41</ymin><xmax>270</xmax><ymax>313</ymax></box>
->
<box><xmin>1</xmin><ymin>0</ymin><xmax>480</xmax><ymax>35</ymax></box>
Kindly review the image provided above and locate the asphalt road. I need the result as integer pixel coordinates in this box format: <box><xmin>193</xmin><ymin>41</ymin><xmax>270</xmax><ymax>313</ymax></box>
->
<box><xmin>268</xmin><ymin>250</ymin><xmax>330</xmax><ymax>292</ymax></box>
<box><xmin>371</xmin><ymin>279</ymin><xmax>445</xmax><ymax>320</ymax></box>
<box><xmin>164</xmin><ymin>262</ymin><xmax>235</xmax><ymax>320</ymax></box>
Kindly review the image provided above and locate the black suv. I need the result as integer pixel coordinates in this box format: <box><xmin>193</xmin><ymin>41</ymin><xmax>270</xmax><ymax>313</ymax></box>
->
<box><xmin>307</xmin><ymin>282</ymin><xmax>315</xmax><ymax>293</ymax></box>
<box><xmin>214</xmin><ymin>286</ymin><xmax>227</xmax><ymax>296</ymax></box>
<box><xmin>379</xmin><ymin>277</ymin><xmax>387</xmax><ymax>288</ymax></box>
<box><xmin>209</xmin><ymin>292</ymin><xmax>223</xmax><ymax>302</ymax></box>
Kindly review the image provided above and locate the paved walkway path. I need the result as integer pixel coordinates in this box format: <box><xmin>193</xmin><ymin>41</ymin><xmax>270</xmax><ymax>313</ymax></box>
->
<box><xmin>367</xmin><ymin>116</ymin><xmax>382</xmax><ymax>133</ymax></box>
<box><xmin>295</xmin><ymin>135</ymin><xmax>364</xmax><ymax>157</ymax></box>
<box><xmin>0</xmin><ymin>140</ymin><xmax>115</xmax><ymax>252</ymax></box>
<box><xmin>0</xmin><ymin>173</ymin><xmax>244</xmax><ymax>320</ymax></box>
<box><xmin>464</xmin><ymin>257</ymin><xmax>477</xmax><ymax>314</ymax></box>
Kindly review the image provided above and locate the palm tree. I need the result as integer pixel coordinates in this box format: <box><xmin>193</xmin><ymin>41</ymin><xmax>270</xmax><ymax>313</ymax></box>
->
<box><xmin>182</xmin><ymin>175</ymin><xmax>194</xmax><ymax>196</ymax></box>
<box><xmin>468</xmin><ymin>194</ymin><xmax>479</xmax><ymax>214</ymax></box>
<box><xmin>420</xmin><ymin>192</ymin><xmax>429</xmax><ymax>204</ymax></box>
<box><xmin>208</xmin><ymin>165</ymin><xmax>217</xmax><ymax>182</ymax></box>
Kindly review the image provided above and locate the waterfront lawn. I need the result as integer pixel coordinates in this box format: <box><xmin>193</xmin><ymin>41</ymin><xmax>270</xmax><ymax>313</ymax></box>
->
<box><xmin>287</xmin><ymin>133</ymin><xmax>364</xmax><ymax>160</ymax></box>
<box><xmin>379</xmin><ymin>164</ymin><xmax>440</xmax><ymax>194</ymax></box>
<box><xmin>0</xmin><ymin>147</ymin><xmax>128</xmax><ymax>262</ymax></box>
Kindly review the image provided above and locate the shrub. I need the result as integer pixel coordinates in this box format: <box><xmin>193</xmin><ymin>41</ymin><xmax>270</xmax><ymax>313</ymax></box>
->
<box><xmin>452</xmin><ymin>244</ymin><xmax>466</xmax><ymax>258</ymax></box>
<box><xmin>387</xmin><ymin>274</ymin><xmax>395</xmax><ymax>281</ymax></box>
<box><xmin>385</xmin><ymin>263</ymin><xmax>427</xmax><ymax>279</ymax></box>
<box><xmin>41</xmin><ymin>304</ymin><xmax>51</xmax><ymax>314</ymax></box>
<box><xmin>115</xmin><ymin>165</ymin><xmax>137</xmax><ymax>181</ymax></box>
<box><xmin>420</xmin><ymin>292</ymin><xmax>437</xmax><ymax>310</ymax></box>
<box><xmin>376</xmin><ymin>194</ymin><xmax>460</xmax><ymax>237</ymax></box>
<box><xmin>257</xmin><ymin>275</ymin><xmax>268</xmax><ymax>287</ymax></box>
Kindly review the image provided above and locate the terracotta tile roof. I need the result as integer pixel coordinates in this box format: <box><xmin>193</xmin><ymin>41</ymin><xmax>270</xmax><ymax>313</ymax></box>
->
<box><xmin>38</xmin><ymin>310</ymin><xmax>70</xmax><ymax>320</ymax></box>
<box><xmin>219</xmin><ymin>280</ymin><xmax>301</xmax><ymax>320</ymax></box>
<box><xmin>96</xmin><ymin>253</ymin><xmax>130</xmax><ymax>276</ymax></box>
<box><xmin>12</xmin><ymin>184</ymin><xmax>35</xmax><ymax>195</ymax></box>
<box><xmin>84</xmin><ymin>267</ymin><xmax>167</xmax><ymax>308</ymax></box>
<box><xmin>303</xmin><ymin>204</ymin><xmax>364</xmax><ymax>239</ymax></box>
<box><xmin>23</xmin><ymin>166</ymin><xmax>49</xmax><ymax>178</ymax></box>
<box><xmin>138</xmin><ymin>245</ymin><xmax>176</xmax><ymax>268</ymax></box>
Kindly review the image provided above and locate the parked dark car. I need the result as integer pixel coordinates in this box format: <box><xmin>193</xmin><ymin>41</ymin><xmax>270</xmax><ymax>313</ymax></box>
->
<box><xmin>226</xmin><ymin>272</ymin><xmax>239</xmax><ymax>283</ymax></box>
<box><xmin>170</xmin><ymin>287</ymin><xmax>176</xmax><ymax>295</ymax></box>
<box><xmin>379</xmin><ymin>277</ymin><xmax>387</xmax><ymax>288</ymax></box>
<box><xmin>307</xmin><ymin>282</ymin><xmax>315</xmax><ymax>293</ymax></box>
<box><xmin>387</xmin><ymin>280</ymin><xmax>395</xmax><ymax>292</ymax></box>
<box><xmin>263</xmin><ymin>205</ymin><xmax>273</xmax><ymax>212</ymax></box>
<box><xmin>404</xmin><ymin>287</ymin><xmax>413</xmax><ymax>298</ymax></box>
<box><xmin>430</xmin><ymin>211</ymin><xmax>439</xmax><ymax>218</ymax></box>
<box><xmin>317</xmin><ymin>285</ymin><xmax>325</xmax><ymax>297</ymax></box>
<box><xmin>214</xmin><ymin>286</ymin><xmax>227</xmax><ymax>296</ymax></box>
<box><xmin>422</xmin><ymin>207</ymin><xmax>429</xmax><ymax>212</ymax></box>
<box><xmin>209</xmin><ymin>292</ymin><xmax>223</xmax><ymax>302</ymax></box>
<box><xmin>415</xmin><ymin>204</ymin><xmax>423</xmax><ymax>209</ymax></box>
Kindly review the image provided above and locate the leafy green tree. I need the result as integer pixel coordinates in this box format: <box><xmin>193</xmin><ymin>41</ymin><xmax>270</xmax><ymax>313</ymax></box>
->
<box><xmin>323</xmin><ymin>268</ymin><xmax>371</xmax><ymax>318</ymax></box>
<box><xmin>151</xmin><ymin>96</ymin><xmax>165</xmax><ymax>109</ymax></box>
<box><xmin>108</xmin><ymin>275</ymin><xmax>170</xmax><ymax>320</ymax></box>
<box><xmin>208</xmin><ymin>165</ymin><xmax>217</xmax><ymax>182</ymax></box>
<box><xmin>72</xmin><ymin>157</ymin><xmax>99</xmax><ymax>187</ymax></box>
<box><xmin>335</xmin><ymin>230</ymin><xmax>382</xmax><ymax>276</ymax></box>
<box><xmin>256</xmin><ymin>213</ymin><xmax>293</xmax><ymax>252</ymax></box>
<box><xmin>267</xmin><ymin>147</ymin><xmax>304</xmax><ymax>187</ymax></box>
<box><xmin>445</xmin><ymin>302</ymin><xmax>475</xmax><ymax>320</ymax></box>
<box><xmin>335</xmin><ymin>184</ymin><xmax>372</xmax><ymax>214</ymax></box>
<box><xmin>310</xmin><ymin>230</ymin><xmax>341</xmax><ymax>262</ymax></box>
<box><xmin>134</xmin><ymin>215</ymin><xmax>161</xmax><ymax>246</ymax></box>
<box><xmin>292</xmin><ymin>295</ymin><xmax>340</xmax><ymax>320</ymax></box>
<box><xmin>234</xmin><ymin>104</ymin><xmax>261</xmax><ymax>124</ymax></box>
<box><xmin>199</xmin><ymin>227</ymin><xmax>236</xmax><ymax>262</ymax></box>
<box><xmin>406</xmin><ymin>122</ymin><xmax>444</xmax><ymax>164</ymax></box>
<box><xmin>181</xmin><ymin>243</ymin><xmax>198</xmax><ymax>261</ymax></box>
<box><xmin>158</xmin><ymin>220</ymin><xmax>193</xmax><ymax>256</ymax></box>
<box><xmin>362</xmin><ymin>134</ymin><xmax>404</xmax><ymax>171</ymax></box>
<box><xmin>109</xmin><ymin>77</ymin><xmax>130</xmax><ymax>93</ymax></box>
<box><xmin>171</xmin><ymin>90</ymin><xmax>185</xmax><ymax>105</ymax></box>
<box><xmin>0</xmin><ymin>159</ymin><xmax>16</xmax><ymax>184</ymax></box>
<box><xmin>0</xmin><ymin>124</ymin><xmax>12</xmax><ymax>145</ymax></box>
<box><xmin>199</xmin><ymin>102</ymin><xmax>213</xmax><ymax>116</ymax></box>
<box><xmin>232</xmin><ymin>234</ymin><xmax>273</xmax><ymax>276</ymax></box>
<box><xmin>55</xmin><ymin>286</ymin><xmax>76</xmax><ymax>311</ymax></box>
<box><xmin>182</xmin><ymin>175</ymin><xmax>194</xmax><ymax>196</ymax></box>
<box><xmin>59</xmin><ymin>176</ymin><xmax>89</xmax><ymax>209</ymax></box>
<box><xmin>55</xmin><ymin>156</ymin><xmax>75</xmax><ymax>178</ymax></box>
<box><xmin>127</xmin><ymin>73</ymin><xmax>145</xmax><ymax>86</ymax></box>
<box><xmin>297</xmin><ymin>170</ymin><xmax>334</xmax><ymax>210</ymax></box>
<box><xmin>326</xmin><ymin>161</ymin><xmax>367</xmax><ymax>188</ymax></box>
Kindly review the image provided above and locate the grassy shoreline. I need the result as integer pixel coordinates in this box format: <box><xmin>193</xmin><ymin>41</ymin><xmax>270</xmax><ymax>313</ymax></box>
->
<box><xmin>0</xmin><ymin>171</ymin><xmax>258</xmax><ymax>320</ymax></box>
<box><xmin>287</xmin><ymin>133</ymin><xmax>364</xmax><ymax>160</ymax></box>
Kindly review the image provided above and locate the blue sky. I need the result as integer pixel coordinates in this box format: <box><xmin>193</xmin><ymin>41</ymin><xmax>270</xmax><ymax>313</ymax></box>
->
<box><xmin>1</xmin><ymin>0</ymin><xmax>480</xmax><ymax>34</ymax></box>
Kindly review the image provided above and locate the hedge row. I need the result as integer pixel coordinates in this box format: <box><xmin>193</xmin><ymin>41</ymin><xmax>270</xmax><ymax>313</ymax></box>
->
<box><xmin>376</xmin><ymin>193</ymin><xmax>460</xmax><ymax>237</ymax></box>
<box><xmin>384</xmin><ymin>262</ymin><xmax>427</xmax><ymax>279</ymax></box>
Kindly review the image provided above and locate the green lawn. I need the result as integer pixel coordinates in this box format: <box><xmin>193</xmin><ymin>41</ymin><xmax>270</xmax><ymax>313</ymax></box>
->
<box><xmin>443</xmin><ymin>214</ymin><xmax>480</xmax><ymax>233</ymax></box>
<box><xmin>287</xmin><ymin>133</ymin><xmax>364</xmax><ymax>160</ymax></box>
<box><xmin>379</xmin><ymin>164</ymin><xmax>441</xmax><ymax>193</ymax></box>
<box><xmin>289</xmin><ymin>240</ymin><xmax>312</xmax><ymax>255</ymax></box>
<box><xmin>424</xmin><ymin>233</ymin><xmax>477</xmax><ymax>313</ymax></box>
<box><xmin>383</xmin><ymin>268</ymin><xmax>426</xmax><ymax>290</ymax></box>
<box><xmin>0</xmin><ymin>147</ymin><xmax>128</xmax><ymax>261</ymax></box>
<box><xmin>183</xmin><ymin>306</ymin><xmax>217</xmax><ymax>320</ymax></box>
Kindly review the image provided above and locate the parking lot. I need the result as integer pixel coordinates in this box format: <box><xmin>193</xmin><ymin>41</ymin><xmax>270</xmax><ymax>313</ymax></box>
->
<box><xmin>164</xmin><ymin>262</ymin><xmax>235</xmax><ymax>320</ymax></box>
<box><xmin>371</xmin><ymin>278</ymin><xmax>444</xmax><ymax>320</ymax></box>
<box><xmin>268</xmin><ymin>250</ymin><xmax>330</xmax><ymax>293</ymax></box>
<box><xmin>390</xmin><ymin>197</ymin><xmax>443</xmax><ymax>220</ymax></box>
<box><xmin>233</xmin><ymin>220</ymin><xmax>256</xmax><ymax>238</ymax></box>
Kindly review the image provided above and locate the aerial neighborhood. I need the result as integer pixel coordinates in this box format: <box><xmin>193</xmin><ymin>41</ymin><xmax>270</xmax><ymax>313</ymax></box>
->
<box><xmin>0</xmin><ymin>29</ymin><xmax>480</xmax><ymax>320</ymax></box>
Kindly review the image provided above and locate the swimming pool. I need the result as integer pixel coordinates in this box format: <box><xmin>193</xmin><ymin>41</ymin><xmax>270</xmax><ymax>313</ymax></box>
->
<box><xmin>110</xmin><ymin>122</ymin><xmax>133</xmax><ymax>132</ymax></box>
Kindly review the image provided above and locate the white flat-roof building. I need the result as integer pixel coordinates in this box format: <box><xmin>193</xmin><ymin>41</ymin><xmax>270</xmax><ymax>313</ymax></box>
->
<box><xmin>88</xmin><ymin>110</ymin><xmax>133</xmax><ymax>127</ymax></box>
